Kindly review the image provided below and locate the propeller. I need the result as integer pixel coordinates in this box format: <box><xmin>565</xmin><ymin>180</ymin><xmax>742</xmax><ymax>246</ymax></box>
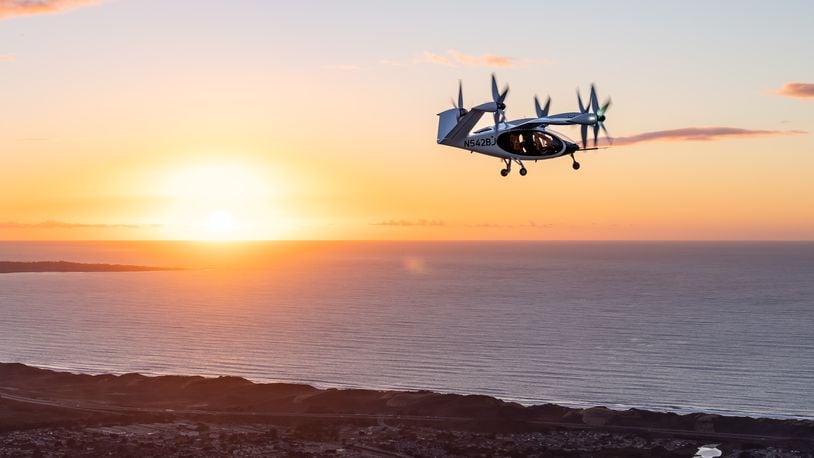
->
<box><xmin>576</xmin><ymin>84</ymin><xmax>613</xmax><ymax>148</ymax></box>
<box><xmin>491</xmin><ymin>74</ymin><xmax>509</xmax><ymax>133</ymax></box>
<box><xmin>450</xmin><ymin>80</ymin><xmax>466</xmax><ymax>118</ymax></box>
<box><xmin>577</xmin><ymin>89</ymin><xmax>588</xmax><ymax>114</ymax></box>
<box><xmin>589</xmin><ymin>83</ymin><xmax>613</xmax><ymax>147</ymax></box>
<box><xmin>534</xmin><ymin>95</ymin><xmax>551</xmax><ymax>118</ymax></box>
<box><xmin>577</xmin><ymin>88</ymin><xmax>589</xmax><ymax>149</ymax></box>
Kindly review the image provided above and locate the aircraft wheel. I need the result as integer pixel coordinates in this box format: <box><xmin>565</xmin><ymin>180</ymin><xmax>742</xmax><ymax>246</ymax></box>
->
<box><xmin>519</xmin><ymin>168</ymin><xmax>527</xmax><ymax>176</ymax></box>
<box><xmin>572</xmin><ymin>162</ymin><xmax>581</xmax><ymax>170</ymax></box>
<box><xmin>500</xmin><ymin>169</ymin><xmax>509</xmax><ymax>177</ymax></box>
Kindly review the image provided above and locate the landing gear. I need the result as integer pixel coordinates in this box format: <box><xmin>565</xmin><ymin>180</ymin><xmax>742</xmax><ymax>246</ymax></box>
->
<box><xmin>500</xmin><ymin>159</ymin><xmax>527</xmax><ymax>177</ymax></box>
<box><xmin>570</xmin><ymin>154</ymin><xmax>581</xmax><ymax>171</ymax></box>
<box><xmin>500</xmin><ymin>159</ymin><xmax>512</xmax><ymax>177</ymax></box>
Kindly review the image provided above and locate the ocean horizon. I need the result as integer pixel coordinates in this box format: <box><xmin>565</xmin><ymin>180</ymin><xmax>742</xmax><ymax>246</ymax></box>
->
<box><xmin>2</xmin><ymin>241</ymin><xmax>812</xmax><ymax>420</ymax></box>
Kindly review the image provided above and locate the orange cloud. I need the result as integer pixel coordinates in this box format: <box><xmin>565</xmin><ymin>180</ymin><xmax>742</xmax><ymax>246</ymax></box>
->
<box><xmin>472</xmin><ymin>221</ymin><xmax>552</xmax><ymax>229</ymax></box>
<box><xmin>418</xmin><ymin>50</ymin><xmax>517</xmax><ymax>68</ymax></box>
<box><xmin>612</xmin><ymin>127</ymin><xmax>806</xmax><ymax>146</ymax></box>
<box><xmin>419</xmin><ymin>51</ymin><xmax>454</xmax><ymax>67</ymax></box>
<box><xmin>776</xmin><ymin>82</ymin><xmax>814</xmax><ymax>99</ymax></box>
<box><xmin>448</xmin><ymin>49</ymin><xmax>515</xmax><ymax>68</ymax></box>
<box><xmin>0</xmin><ymin>0</ymin><xmax>100</xmax><ymax>19</ymax></box>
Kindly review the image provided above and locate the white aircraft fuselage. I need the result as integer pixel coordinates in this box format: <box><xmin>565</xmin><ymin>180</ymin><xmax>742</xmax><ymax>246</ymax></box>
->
<box><xmin>436</xmin><ymin>76</ymin><xmax>612</xmax><ymax>175</ymax></box>
<box><xmin>437</xmin><ymin>108</ymin><xmax>582</xmax><ymax>163</ymax></box>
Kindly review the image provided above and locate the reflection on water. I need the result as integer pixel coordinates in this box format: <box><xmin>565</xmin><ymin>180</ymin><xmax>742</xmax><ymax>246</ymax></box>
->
<box><xmin>1</xmin><ymin>241</ymin><xmax>814</xmax><ymax>420</ymax></box>
<box><xmin>694</xmin><ymin>444</ymin><xmax>722</xmax><ymax>457</ymax></box>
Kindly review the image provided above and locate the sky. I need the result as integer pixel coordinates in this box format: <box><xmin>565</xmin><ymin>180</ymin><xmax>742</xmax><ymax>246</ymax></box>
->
<box><xmin>1</xmin><ymin>0</ymin><xmax>812</xmax><ymax>240</ymax></box>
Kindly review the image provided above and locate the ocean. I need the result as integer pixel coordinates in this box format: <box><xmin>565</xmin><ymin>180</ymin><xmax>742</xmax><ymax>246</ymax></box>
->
<box><xmin>1</xmin><ymin>241</ymin><xmax>812</xmax><ymax>420</ymax></box>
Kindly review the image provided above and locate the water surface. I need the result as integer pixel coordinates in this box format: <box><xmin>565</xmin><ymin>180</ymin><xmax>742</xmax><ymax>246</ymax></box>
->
<box><xmin>1</xmin><ymin>241</ymin><xmax>812</xmax><ymax>419</ymax></box>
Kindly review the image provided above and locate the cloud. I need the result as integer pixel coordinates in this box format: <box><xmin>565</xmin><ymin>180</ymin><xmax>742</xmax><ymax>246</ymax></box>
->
<box><xmin>0</xmin><ymin>220</ymin><xmax>160</xmax><ymax>229</ymax></box>
<box><xmin>448</xmin><ymin>49</ymin><xmax>515</xmax><ymax>68</ymax></box>
<box><xmin>471</xmin><ymin>221</ymin><xmax>552</xmax><ymax>229</ymax></box>
<box><xmin>418</xmin><ymin>50</ymin><xmax>518</xmax><ymax>68</ymax></box>
<box><xmin>611</xmin><ymin>127</ymin><xmax>806</xmax><ymax>146</ymax></box>
<box><xmin>371</xmin><ymin>220</ymin><xmax>557</xmax><ymax>229</ymax></box>
<box><xmin>776</xmin><ymin>82</ymin><xmax>814</xmax><ymax>99</ymax></box>
<box><xmin>0</xmin><ymin>0</ymin><xmax>100</xmax><ymax>19</ymax></box>
<box><xmin>371</xmin><ymin>219</ymin><xmax>445</xmax><ymax>227</ymax></box>
<box><xmin>0</xmin><ymin>54</ymin><xmax>14</xmax><ymax>62</ymax></box>
<box><xmin>419</xmin><ymin>51</ymin><xmax>454</xmax><ymax>67</ymax></box>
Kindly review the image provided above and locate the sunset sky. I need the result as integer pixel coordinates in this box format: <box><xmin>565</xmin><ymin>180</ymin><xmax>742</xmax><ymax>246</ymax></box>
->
<box><xmin>1</xmin><ymin>0</ymin><xmax>812</xmax><ymax>240</ymax></box>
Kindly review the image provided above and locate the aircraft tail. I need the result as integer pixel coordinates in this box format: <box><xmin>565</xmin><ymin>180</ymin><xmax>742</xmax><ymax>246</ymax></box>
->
<box><xmin>437</xmin><ymin>109</ymin><xmax>459</xmax><ymax>143</ymax></box>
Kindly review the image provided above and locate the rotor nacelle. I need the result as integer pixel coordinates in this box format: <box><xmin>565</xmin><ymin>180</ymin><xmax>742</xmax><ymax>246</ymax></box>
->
<box><xmin>570</xmin><ymin>113</ymin><xmax>597</xmax><ymax>125</ymax></box>
<box><xmin>472</xmin><ymin>101</ymin><xmax>501</xmax><ymax>113</ymax></box>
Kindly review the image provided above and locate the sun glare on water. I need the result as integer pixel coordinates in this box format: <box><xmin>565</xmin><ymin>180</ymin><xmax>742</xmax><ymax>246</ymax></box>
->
<box><xmin>160</xmin><ymin>161</ymin><xmax>281</xmax><ymax>241</ymax></box>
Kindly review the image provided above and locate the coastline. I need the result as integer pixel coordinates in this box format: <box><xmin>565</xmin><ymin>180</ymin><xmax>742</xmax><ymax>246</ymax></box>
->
<box><xmin>1</xmin><ymin>363</ymin><xmax>811</xmax><ymax>457</ymax></box>
<box><xmin>16</xmin><ymin>361</ymin><xmax>813</xmax><ymax>423</ymax></box>
<box><xmin>0</xmin><ymin>261</ymin><xmax>181</xmax><ymax>274</ymax></box>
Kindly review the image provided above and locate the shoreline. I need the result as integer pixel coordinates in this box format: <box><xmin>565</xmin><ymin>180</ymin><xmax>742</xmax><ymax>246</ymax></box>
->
<box><xmin>1</xmin><ymin>363</ymin><xmax>812</xmax><ymax>456</ymax></box>
<box><xmin>0</xmin><ymin>261</ymin><xmax>181</xmax><ymax>274</ymax></box>
<box><xmin>14</xmin><ymin>361</ymin><xmax>812</xmax><ymax>423</ymax></box>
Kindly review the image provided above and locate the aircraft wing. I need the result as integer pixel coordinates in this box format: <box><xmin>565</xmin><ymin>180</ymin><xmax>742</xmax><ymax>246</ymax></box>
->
<box><xmin>510</xmin><ymin>119</ymin><xmax>548</xmax><ymax>129</ymax></box>
<box><xmin>532</xmin><ymin>115</ymin><xmax>579</xmax><ymax>126</ymax></box>
<box><xmin>505</xmin><ymin>114</ymin><xmax>582</xmax><ymax>129</ymax></box>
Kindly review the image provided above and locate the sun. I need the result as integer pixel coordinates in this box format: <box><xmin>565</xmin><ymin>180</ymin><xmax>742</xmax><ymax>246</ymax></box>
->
<box><xmin>159</xmin><ymin>161</ymin><xmax>283</xmax><ymax>240</ymax></box>
<box><xmin>206</xmin><ymin>210</ymin><xmax>239</xmax><ymax>237</ymax></box>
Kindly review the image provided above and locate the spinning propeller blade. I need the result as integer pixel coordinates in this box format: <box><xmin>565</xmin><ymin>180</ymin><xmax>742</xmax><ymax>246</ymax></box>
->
<box><xmin>458</xmin><ymin>80</ymin><xmax>464</xmax><ymax>111</ymax></box>
<box><xmin>593</xmin><ymin>124</ymin><xmax>599</xmax><ymax>147</ymax></box>
<box><xmin>601</xmin><ymin>123</ymin><xmax>613</xmax><ymax>145</ymax></box>
<box><xmin>598</xmin><ymin>98</ymin><xmax>612</xmax><ymax>118</ymax></box>
<box><xmin>590</xmin><ymin>84</ymin><xmax>599</xmax><ymax>114</ymax></box>
<box><xmin>590</xmin><ymin>84</ymin><xmax>613</xmax><ymax>146</ymax></box>
<box><xmin>577</xmin><ymin>90</ymin><xmax>587</xmax><ymax>114</ymax></box>
<box><xmin>578</xmin><ymin>83</ymin><xmax>613</xmax><ymax>147</ymax></box>
<box><xmin>450</xmin><ymin>80</ymin><xmax>467</xmax><ymax>118</ymax></box>
<box><xmin>490</xmin><ymin>74</ymin><xmax>509</xmax><ymax>133</ymax></box>
<box><xmin>534</xmin><ymin>95</ymin><xmax>551</xmax><ymax>118</ymax></box>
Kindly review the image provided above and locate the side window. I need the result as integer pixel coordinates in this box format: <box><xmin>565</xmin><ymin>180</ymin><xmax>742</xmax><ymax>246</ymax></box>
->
<box><xmin>498</xmin><ymin>131</ymin><xmax>557</xmax><ymax>156</ymax></box>
<box><xmin>534</xmin><ymin>133</ymin><xmax>549</xmax><ymax>151</ymax></box>
<box><xmin>510</xmin><ymin>134</ymin><xmax>522</xmax><ymax>153</ymax></box>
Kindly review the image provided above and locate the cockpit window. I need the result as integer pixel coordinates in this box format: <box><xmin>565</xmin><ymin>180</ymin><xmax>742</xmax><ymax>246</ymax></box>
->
<box><xmin>497</xmin><ymin>130</ymin><xmax>563</xmax><ymax>157</ymax></box>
